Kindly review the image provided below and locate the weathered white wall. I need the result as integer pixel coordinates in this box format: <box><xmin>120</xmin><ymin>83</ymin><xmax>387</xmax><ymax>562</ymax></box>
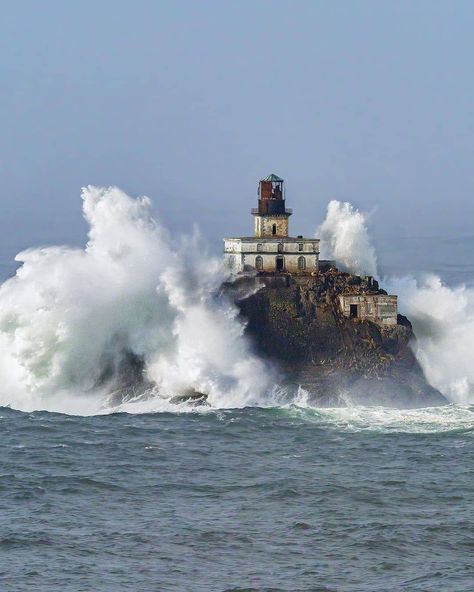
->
<box><xmin>224</xmin><ymin>238</ymin><xmax>320</xmax><ymax>274</ymax></box>
<box><xmin>224</xmin><ymin>252</ymin><xmax>244</xmax><ymax>272</ymax></box>
<box><xmin>244</xmin><ymin>253</ymin><xmax>318</xmax><ymax>273</ymax></box>
<box><xmin>224</xmin><ymin>238</ymin><xmax>320</xmax><ymax>253</ymax></box>
<box><xmin>223</xmin><ymin>239</ymin><xmax>243</xmax><ymax>253</ymax></box>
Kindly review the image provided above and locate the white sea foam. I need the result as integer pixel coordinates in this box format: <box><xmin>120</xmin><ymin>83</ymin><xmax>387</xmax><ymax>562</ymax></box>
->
<box><xmin>317</xmin><ymin>200</ymin><xmax>377</xmax><ymax>276</ymax></box>
<box><xmin>385</xmin><ymin>274</ymin><xmax>474</xmax><ymax>405</ymax></box>
<box><xmin>0</xmin><ymin>186</ymin><xmax>274</xmax><ymax>414</ymax></box>
<box><xmin>285</xmin><ymin>403</ymin><xmax>474</xmax><ymax>434</ymax></box>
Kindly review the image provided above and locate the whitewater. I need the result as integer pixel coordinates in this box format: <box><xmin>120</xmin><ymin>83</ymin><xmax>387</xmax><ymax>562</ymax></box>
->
<box><xmin>0</xmin><ymin>186</ymin><xmax>275</xmax><ymax>414</ymax></box>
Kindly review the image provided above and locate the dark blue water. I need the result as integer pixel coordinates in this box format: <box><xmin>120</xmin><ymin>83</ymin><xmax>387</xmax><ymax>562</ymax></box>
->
<box><xmin>2</xmin><ymin>405</ymin><xmax>474</xmax><ymax>591</ymax></box>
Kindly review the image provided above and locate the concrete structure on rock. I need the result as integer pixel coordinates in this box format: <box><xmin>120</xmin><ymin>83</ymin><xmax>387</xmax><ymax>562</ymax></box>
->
<box><xmin>223</xmin><ymin>173</ymin><xmax>399</xmax><ymax>328</ymax></box>
<box><xmin>223</xmin><ymin>174</ymin><xmax>319</xmax><ymax>274</ymax></box>
<box><xmin>338</xmin><ymin>294</ymin><xmax>398</xmax><ymax>326</ymax></box>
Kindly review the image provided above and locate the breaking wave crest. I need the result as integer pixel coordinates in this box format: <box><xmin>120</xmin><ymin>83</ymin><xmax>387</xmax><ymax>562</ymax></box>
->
<box><xmin>0</xmin><ymin>186</ymin><xmax>275</xmax><ymax>414</ymax></box>
<box><xmin>386</xmin><ymin>275</ymin><xmax>474</xmax><ymax>405</ymax></box>
<box><xmin>317</xmin><ymin>200</ymin><xmax>377</xmax><ymax>277</ymax></box>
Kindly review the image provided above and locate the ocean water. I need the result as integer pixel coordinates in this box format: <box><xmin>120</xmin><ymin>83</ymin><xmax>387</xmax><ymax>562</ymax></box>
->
<box><xmin>2</xmin><ymin>405</ymin><xmax>474</xmax><ymax>591</ymax></box>
<box><xmin>1</xmin><ymin>192</ymin><xmax>474</xmax><ymax>591</ymax></box>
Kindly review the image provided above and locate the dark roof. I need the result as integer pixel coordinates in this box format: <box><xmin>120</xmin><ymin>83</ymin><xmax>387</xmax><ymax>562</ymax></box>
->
<box><xmin>260</xmin><ymin>173</ymin><xmax>284</xmax><ymax>182</ymax></box>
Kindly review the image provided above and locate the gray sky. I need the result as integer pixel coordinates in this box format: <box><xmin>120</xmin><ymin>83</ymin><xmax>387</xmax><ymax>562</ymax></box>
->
<box><xmin>1</xmin><ymin>0</ymin><xmax>474</xmax><ymax>254</ymax></box>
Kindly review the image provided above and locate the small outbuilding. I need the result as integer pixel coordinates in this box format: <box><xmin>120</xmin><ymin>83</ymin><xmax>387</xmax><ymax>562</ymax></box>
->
<box><xmin>338</xmin><ymin>294</ymin><xmax>398</xmax><ymax>326</ymax></box>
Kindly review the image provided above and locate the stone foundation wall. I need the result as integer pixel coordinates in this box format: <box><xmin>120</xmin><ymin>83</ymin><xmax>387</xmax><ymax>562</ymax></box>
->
<box><xmin>254</xmin><ymin>216</ymin><xmax>289</xmax><ymax>238</ymax></box>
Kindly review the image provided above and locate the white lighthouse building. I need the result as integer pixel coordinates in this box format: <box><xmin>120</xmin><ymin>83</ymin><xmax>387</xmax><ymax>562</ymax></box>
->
<box><xmin>224</xmin><ymin>174</ymin><xmax>320</xmax><ymax>274</ymax></box>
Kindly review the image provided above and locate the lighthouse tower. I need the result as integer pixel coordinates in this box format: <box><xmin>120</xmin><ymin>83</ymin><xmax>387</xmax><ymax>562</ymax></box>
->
<box><xmin>223</xmin><ymin>174</ymin><xmax>320</xmax><ymax>274</ymax></box>
<box><xmin>252</xmin><ymin>174</ymin><xmax>292</xmax><ymax>238</ymax></box>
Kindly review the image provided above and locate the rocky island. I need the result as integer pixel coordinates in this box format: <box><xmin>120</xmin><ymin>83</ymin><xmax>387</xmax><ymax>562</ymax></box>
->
<box><xmin>225</xmin><ymin>270</ymin><xmax>446</xmax><ymax>407</ymax></box>
<box><xmin>108</xmin><ymin>174</ymin><xmax>445</xmax><ymax>408</ymax></box>
<box><xmin>222</xmin><ymin>174</ymin><xmax>446</xmax><ymax>408</ymax></box>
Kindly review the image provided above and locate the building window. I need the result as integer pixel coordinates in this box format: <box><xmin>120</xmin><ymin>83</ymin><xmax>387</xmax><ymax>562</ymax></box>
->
<box><xmin>298</xmin><ymin>256</ymin><xmax>306</xmax><ymax>270</ymax></box>
<box><xmin>257</xmin><ymin>243</ymin><xmax>263</xmax><ymax>252</ymax></box>
<box><xmin>272</xmin><ymin>223</ymin><xmax>277</xmax><ymax>235</ymax></box>
<box><xmin>278</xmin><ymin>243</ymin><xmax>284</xmax><ymax>253</ymax></box>
<box><xmin>298</xmin><ymin>243</ymin><xmax>303</xmax><ymax>251</ymax></box>
<box><xmin>255</xmin><ymin>256</ymin><xmax>263</xmax><ymax>271</ymax></box>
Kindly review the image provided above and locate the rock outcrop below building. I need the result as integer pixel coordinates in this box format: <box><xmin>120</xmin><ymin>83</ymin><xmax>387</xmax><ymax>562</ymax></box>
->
<box><xmin>227</xmin><ymin>270</ymin><xmax>447</xmax><ymax>408</ymax></box>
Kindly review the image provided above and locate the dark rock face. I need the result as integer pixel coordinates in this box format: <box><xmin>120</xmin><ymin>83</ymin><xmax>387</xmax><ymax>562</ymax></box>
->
<box><xmin>231</xmin><ymin>271</ymin><xmax>447</xmax><ymax>408</ymax></box>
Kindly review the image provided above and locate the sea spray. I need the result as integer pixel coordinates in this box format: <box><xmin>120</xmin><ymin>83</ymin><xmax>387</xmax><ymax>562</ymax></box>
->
<box><xmin>317</xmin><ymin>199</ymin><xmax>474</xmax><ymax>404</ymax></box>
<box><xmin>385</xmin><ymin>274</ymin><xmax>474</xmax><ymax>405</ymax></box>
<box><xmin>317</xmin><ymin>200</ymin><xmax>377</xmax><ymax>276</ymax></box>
<box><xmin>0</xmin><ymin>186</ymin><xmax>273</xmax><ymax>413</ymax></box>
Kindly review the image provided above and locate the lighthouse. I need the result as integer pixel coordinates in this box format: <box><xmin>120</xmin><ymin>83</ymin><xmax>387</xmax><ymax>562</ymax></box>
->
<box><xmin>252</xmin><ymin>174</ymin><xmax>291</xmax><ymax>238</ymax></box>
<box><xmin>223</xmin><ymin>174</ymin><xmax>320</xmax><ymax>274</ymax></box>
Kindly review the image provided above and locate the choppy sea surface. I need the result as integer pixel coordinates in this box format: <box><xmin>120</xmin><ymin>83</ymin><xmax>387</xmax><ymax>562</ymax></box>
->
<box><xmin>1</xmin><ymin>236</ymin><xmax>474</xmax><ymax>591</ymax></box>
<box><xmin>2</xmin><ymin>405</ymin><xmax>474</xmax><ymax>592</ymax></box>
